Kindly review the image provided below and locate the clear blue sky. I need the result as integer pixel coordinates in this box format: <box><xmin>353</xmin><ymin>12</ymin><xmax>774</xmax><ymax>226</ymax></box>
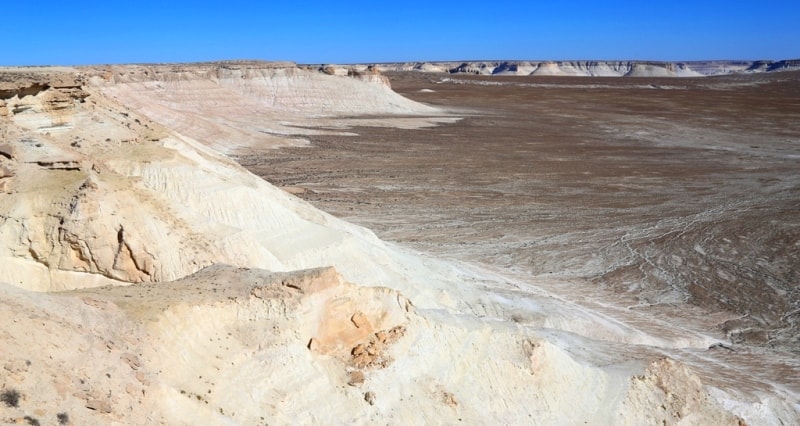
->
<box><xmin>2</xmin><ymin>1</ymin><xmax>798</xmax><ymax>66</ymax></box>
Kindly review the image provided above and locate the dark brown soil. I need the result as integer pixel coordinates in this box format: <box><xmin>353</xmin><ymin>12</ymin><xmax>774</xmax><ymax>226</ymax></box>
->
<box><xmin>236</xmin><ymin>71</ymin><xmax>800</xmax><ymax>352</ymax></box>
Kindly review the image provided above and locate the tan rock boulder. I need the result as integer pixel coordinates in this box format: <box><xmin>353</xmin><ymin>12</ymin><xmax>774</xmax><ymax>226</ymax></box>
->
<box><xmin>0</xmin><ymin>143</ymin><xmax>14</xmax><ymax>159</ymax></box>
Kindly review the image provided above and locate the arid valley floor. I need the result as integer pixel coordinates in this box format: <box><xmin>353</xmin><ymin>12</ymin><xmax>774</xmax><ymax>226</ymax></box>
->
<box><xmin>0</xmin><ymin>62</ymin><xmax>798</xmax><ymax>424</ymax></box>
<box><xmin>241</xmin><ymin>70</ymin><xmax>800</xmax><ymax>353</ymax></box>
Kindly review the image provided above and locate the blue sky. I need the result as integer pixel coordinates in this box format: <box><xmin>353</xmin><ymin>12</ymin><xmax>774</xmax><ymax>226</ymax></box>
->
<box><xmin>2</xmin><ymin>1</ymin><xmax>798</xmax><ymax>65</ymax></box>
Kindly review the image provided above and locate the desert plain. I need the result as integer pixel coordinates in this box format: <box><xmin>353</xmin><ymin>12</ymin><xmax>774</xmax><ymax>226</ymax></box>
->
<box><xmin>241</xmin><ymin>70</ymin><xmax>800</xmax><ymax>351</ymax></box>
<box><xmin>0</xmin><ymin>61</ymin><xmax>798</xmax><ymax>425</ymax></box>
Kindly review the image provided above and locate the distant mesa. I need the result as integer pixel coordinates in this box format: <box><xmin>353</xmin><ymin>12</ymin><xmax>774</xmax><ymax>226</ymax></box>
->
<box><xmin>450</xmin><ymin>62</ymin><xmax>495</xmax><ymax>75</ymax></box>
<box><xmin>413</xmin><ymin>63</ymin><xmax>448</xmax><ymax>73</ymax></box>
<box><xmin>766</xmin><ymin>58</ymin><xmax>800</xmax><ymax>72</ymax></box>
<box><xmin>322</xmin><ymin>59</ymin><xmax>800</xmax><ymax>77</ymax></box>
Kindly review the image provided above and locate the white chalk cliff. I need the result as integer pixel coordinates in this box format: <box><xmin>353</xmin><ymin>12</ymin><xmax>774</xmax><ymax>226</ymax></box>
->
<box><xmin>0</xmin><ymin>63</ymin><xmax>797</xmax><ymax>425</ymax></box>
<box><xmin>362</xmin><ymin>59</ymin><xmax>800</xmax><ymax>77</ymax></box>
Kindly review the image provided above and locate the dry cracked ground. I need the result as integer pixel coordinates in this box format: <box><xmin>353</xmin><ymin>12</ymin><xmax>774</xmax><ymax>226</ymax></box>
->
<box><xmin>238</xmin><ymin>71</ymin><xmax>800</xmax><ymax>353</ymax></box>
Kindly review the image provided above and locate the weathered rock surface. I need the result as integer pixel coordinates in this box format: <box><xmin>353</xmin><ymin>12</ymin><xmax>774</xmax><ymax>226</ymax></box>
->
<box><xmin>0</xmin><ymin>265</ymin><xmax>758</xmax><ymax>424</ymax></box>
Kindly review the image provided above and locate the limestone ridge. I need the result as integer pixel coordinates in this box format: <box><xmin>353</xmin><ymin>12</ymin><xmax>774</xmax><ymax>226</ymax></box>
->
<box><xmin>86</xmin><ymin>62</ymin><xmax>447</xmax><ymax>155</ymax></box>
<box><xmin>336</xmin><ymin>59</ymin><xmax>800</xmax><ymax>77</ymax></box>
<box><xmin>92</xmin><ymin>62</ymin><xmax>405</xmax><ymax>112</ymax></box>
<box><xmin>311</xmin><ymin>64</ymin><xmax>392</xmax><ymax>87</ymax></box>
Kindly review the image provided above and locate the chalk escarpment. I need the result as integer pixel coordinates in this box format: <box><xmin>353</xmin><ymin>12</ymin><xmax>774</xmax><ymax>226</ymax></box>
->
<box><xmin>362</xmin><ymin>59</ymin><xmax>800</xmax><ymax>76</ymax></box>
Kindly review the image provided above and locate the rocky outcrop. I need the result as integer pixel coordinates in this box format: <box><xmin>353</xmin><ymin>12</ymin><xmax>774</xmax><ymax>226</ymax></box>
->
<box><xmin>531</xmin><ymin>61</ymin><xmax>597</xmax><ymax>76</ymax></box>
<box><xmin>1</xmin><ymin>264</ymin><xmax>773</xmax><ymax>425</ymax></box>
<box><xmin>492</xmin><ymin>61</ymin><xmax>537</xmax><ymax>75</ymax></box>
<box><xmin>0</xmin><ymin>142</ymin><xmax>14</xmax><ymax>192</ymax></box>
<box><xmin>767</xmin><ymin>59</ymin><xmax>800</xmax><ymax>72</ymax></box>
<box><xmin>0</xmin><ymin>265</ymin><xmax>414</xmax><ymax>424</ymax></box>
<box><xmin>1</xmin><ymin>78</ymin><xmax>89</xmax><ymax>133</ymax></box>
<box><xmin>413</xmin><ymin>62</ymin><xmax>449</xmax><ymax>73</ymax></box>
<box><xmin>618</xmin><ymin>358</ymin><xmax>745</xmax><ymax>425</ymax></box>
<box><xmin>743</xmin><ymin>59</ymin><xmax>800</xmax><ymax>73</ymax></box>
<box><xmin>449</xmin><ymin>62</ymin><xmax>496</xmax><ymax>75</ymax></box>
<box><xmin>624</xmin><ymin>62</ymin><xmax>680</xmax><ymax>77</ymax></box>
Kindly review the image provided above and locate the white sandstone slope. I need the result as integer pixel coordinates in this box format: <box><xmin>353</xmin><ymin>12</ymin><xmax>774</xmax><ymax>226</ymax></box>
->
<box><xmin>0</xmin><ymin>266</ymin><xmax>749</xmax><ymax>425</ymax></box>
<box><xmin>1</xmin><ymin>64</ymin><xmax>798</xmax><ymax>425</ymax></box>
<box><xmin>90</xmin><ymin>62</ymin><xmax>451</xmax><ymax>154</ymax></box>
